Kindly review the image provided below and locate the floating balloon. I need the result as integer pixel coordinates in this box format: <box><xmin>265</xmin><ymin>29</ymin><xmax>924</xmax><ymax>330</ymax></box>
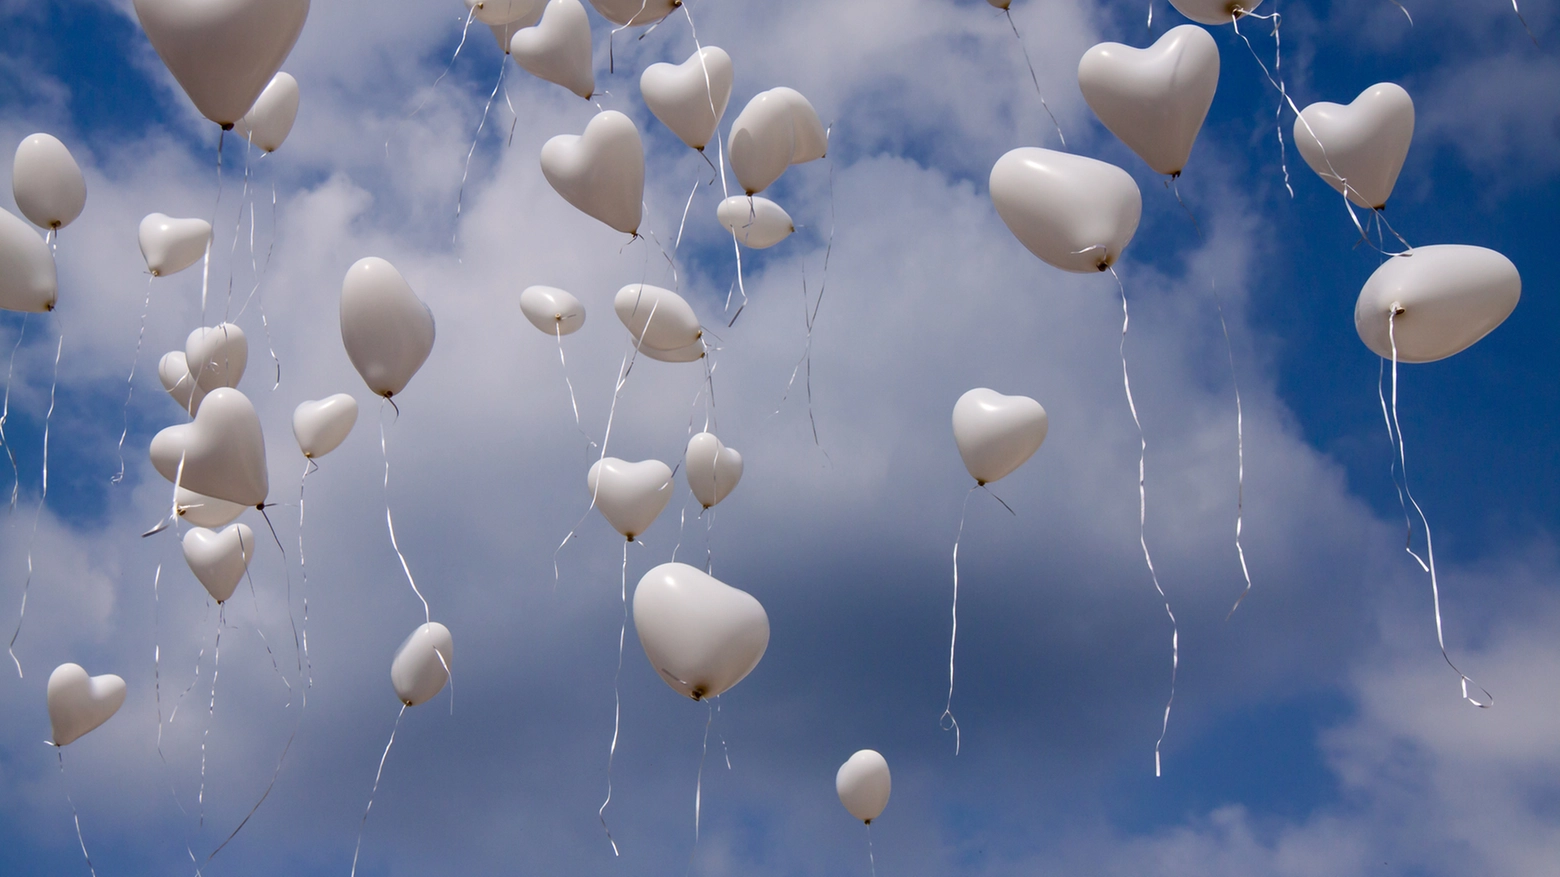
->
<box><xmin>1169</xmin><ymin>0</ymin><xmax>1264</xmax><ymax>26</ymax></box>
<box><xmin>952</xmin><ymin>389</ymin><xmax>1048</xmax><ymax>485</ymax></box>
<box><xmin>1078</xmin><ymin>26</ymin><xmax>1219</xmax><ymax>177</ymax></box>
<box><xmin>47</xmin><ymin>663</ymin><xmax>126</xmax><ymax>747</ymax></box>
<box><xmin>587</xmin><ymin>457</ymin><xmax>674</xmax><ymax>540</ymax></box>
<box><xmin>232</xmin><ymin>72</ymin><xmax>300</xmax><ymax>153</ymax></box>
<box><xmin>133</xmin><ymin>0</ymin><xmax>310</xmax><ymax>127</ymax></box>
<box><xmin>510</xmin><ymin>0</ymin><xmax>594</xmax><ymax>100</ymax></box>
<box><xmin>990</xmin><ymin>148</ymin><xmax>1142</xmax><ymax>273</ymax></box>
<box><xmin>638</xmin><ymin>338</ymin><xmax>705</xmax><ymax>363</ymax></box>
<box><xmin>728</xmin><ymin>90</ymin><xmax>797</xmax><ymax>195</ymax></box>
<box><xmin>986</xmin><ymin>0</ymin><xmax>1011</xmax><ymax>7</ymax></box>
<box><xmin>390</xmin><ymin>622</ymin><xmax>453</xmax><ymax>707</ymax></box>
<box><xmin>176</xmin><ymin>487</ymin><xmax>246</xmax><ymax>528</ymax></box>
<box><xmin>467</xmin><ymin>0</ymin><xmax>544</xmax><ymax>26</ymax></box>
<box><xmin>150</xmin><ymin>387</ymin><xmax>269</xmax><ymax>507</ymax></box>
<box><xmin>158</xmin><ymin>350</ymin><xmax>206</xmax><ymax>415</ymax></box>
<box><xmin>0</xmin><ymin>208</ymin><xmax>56</xmax><ymax>312</ymax></box>
<box><xmin>1354</xmin><ymin>245</ymin><xmax>1520</xmax><ymax>363</ymax></box>
<box><xmin>1294</xmin><ymin>83</ymin><xmax>1414</xmax><ymax>210</ymax></box>
<box><xmin>685</xmin><ymin>432</ymin><xmax>742</xmax><ymax>509</ymax></box>
<box><xmin>186</xmin><ymin>323</ymin><xmax>248</xmax><ymax>393</ymax></box>
<box><xmin>587</xmin><ymin>0</ymin><xmax>678</xmax><ymax>26</ymax></box>
<box><xmin>138</xmin><ymin>213</ymin><xmax>211</xmax><ymax>277</ymax></box>
<box><xmin>633</xmin><ymin>562</ymin><xmax>769</xmax><ymax>700</ymax></box>
<box><xmin>340</xmin><ymin>257</ymin><xmax>436</xmax><ymax>398</ymax></box>
<box><xmin>540</xmin><ymin>111</ymin><xmax>644</xmax><ymax>235</ymax></box>
<box><xmin>836</xmin><ymin>750</ymin><xmax>891</xmax><ymax>824</ymax></box>
<box><xmin>13</xmin><ymin>134</ymin><xmax>86</xmax><ymax>231</ymax></box>
<box><xmin>519</xmin><ymin>285</ymin><xmax>585</xmax><ymax>335</ymax></box>
<box><xmin>640</xmin><ymin>46</ymin><xmax>733</xmax><ymax>151</ymax></box>
<box><xmin>182</xmin><ymin>523</ymin><xmax>255</xmax><ymax>603</ymax></box>
<box><xmin>716</xmin><ymin>196</ymin><xmax>794</xmax><ymax>249</ymax></box>
<box><xmin>773</xmin><ymin>87</ymin><xmax>827</xmax><ymax>165</ymax></box>
<box><xmin>293</xmin><ymin>394</ymin><xmax>359</xmax><ymax>458</ymax></box>
<box><xmin>613</xmin><ymin>284</ymin><xmax>701</xmax><ymax>351</ymax></box>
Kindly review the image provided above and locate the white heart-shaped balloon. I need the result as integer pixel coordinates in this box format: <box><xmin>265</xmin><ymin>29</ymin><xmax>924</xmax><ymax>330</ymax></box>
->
<box><xmin>1169</xmin><ymin>0</ymin><xmax>1264</xmax><ymax>26</ymax></box>
<box><xmin>613</xmin><ymin>284</ymin><xmax>701</xmax><ymax>351</ymax></box>
<box><xmin>510</xmin><ymin>0</ymin><xmax>594</xmax><ymax>100</ymax></box>
<box><xmin>467</xmin><ymin>0</ymin><xmax>544</xmax><ymax>26</ymax></box>
<box><xmin>836</xmin><ymin>750</ymin><xmax>891</xmax><ymax>824</ymax></box>
<box><xmin>685</xmin><ymin>432</ymin><xmax>742</xmax><ymax>509</ymax></box>
<box><xmin>587</xmin><ymin>0</ymin><xmax>678</xmax><ymax>26</ymax></box>
<box><xmin>1078</xmin><ymin>25</ymin><xmax>1219</xmax><ymax>177</ymax></box>
<box><xmin>13</xmin><ymin>133</ymin><xmax>86</xmax><ymax>231</ymax></box>
<box><xmin>634</xmin><ymin>562</ymin><xmax>769</xmax><ymax>700</ymax></box>
<box><xmin>47</xmin><ymin>663</ymin><xmax>126</xmax><ymax>747</ymax></box>
<box><xmin>133</xmin><ymin>0</ymin><xmax>310</xmax><ymax>126</ymax></box>
<box><xmin>292</xmin><ymin>393</ymin><xmax>359</xmax><ymax>458</ymax></box>
<box><xmin>232</xmin><ymin>71</ymin><xmax>299</xmax><ymax>153</ymax></box>
<box><xmin>139</xmin><ymin>213</ymin><xmax>211</xmax><ymax>277</ymax></box>
<box><xmin>176</xmin><ymin>486</ymin><xmax>246</xmax><ymax>528</ymax></box>
<box><xmin>639</xmin><ymin>338</ymin><xmax>705</xmax><ymax>363</ymax></box>
<box><xmin>990</xmin><ymin>148</ymin><xmax>1142</xmax><ymax>273</ymax></box>
<box><xmin>716</xmin><ymin>195</ymin><xmax>794</xmax><ymax>249</ymax></box>
<box><xmin>640</xmin><ymin>46</ymin><xmax>732</xmax><ymax>151</ymax></box>
<box><xmin>182</xmin><ymin>523</ymin><xmax>254</xmax><ymax>603</ymax></box>
<box><xmin>728</xmin><ymin>90</ymin><xmax>797</xmax><ymax>195</ymax></box>
<box><xmin>520</xmin><ymin>285</ymin><xmax>585</xmax><ymax>336</ymax></box>
<box><xmin>952</xmin><ymin>388</ymin><xmax>1048</xmax><ymax>485</ymax></box>
<box><xmin>340</xmin><ymin>257</ymin><xmax>436</xmax><ymax>398</ymax></box>
<box><xmin>0</xmin><ymin>208</ymin><xmax>56</xmax><ymax>313</ymax></box>
<box><xmin>186</xmin><ymin>323</ymin><xmax>247</xmax><ymax>393</ymax></box>
<box><xmin>390</xmin><ymin>622</ymin><xmax>453</xmax><ymax>707</ymax></box>
<box><xmin>1354</xmin><ymin>245</ymin><xmax>1520</xmax><ymax>363</ymax></box>
<box><xmin>1294</xmin><ymin>82</ymin><xmax>1414</xmax><ymax>210</ymax></box>
<box><xmin>772</xmin><ymin>87</ymin><xmax>827</xmax><ymax>165</ymax></box>
<box><xmin>150</xmin><ymin>386</ymin><xmax>269</xmax><ymax>507</ymax></box>
<box><xmin>540</xmin><ymin>111</ymin><xmax>644</xmax><ymax>235</ymax></box>
<box><xmin>158</xmin><ymin>350</ymin><xmax>205</xmax><ymax>415</ymax></box>
<box><xmin>587</xmin><ymin>457</ymin><xmax>674</xmax><ymax>540</ymax></box>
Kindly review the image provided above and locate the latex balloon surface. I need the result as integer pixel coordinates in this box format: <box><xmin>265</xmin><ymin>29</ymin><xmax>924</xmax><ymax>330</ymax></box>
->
<box><xmin>293</xmin><ymin>394</ymin><xmax>359</xmax><ymax>458</ymax></box>
<box><xmin>133</xmin><ymin>0</ymin><xmax>310</xmax><ymax>126</ymax></box>
<box><xmin>1169</xmin><ymin>0</ymin><xmax>1264</xmax><ymax>26</ymax></box>
<box><xmin>836</xmin><ymin>749</ymin><xmax>891</xmax><ymax>824</ymax></box>
<box><xmin>1354</xmin><ymin>245</ymin><xmax>1520</xmax><ymax>363</ymax></box>
<box><xmin>772</xmin><ymin>87</ymin><xmax>828</xmax><ymax>164</ymax></box>
<box><xmin>987</xmin><ymin>0</ymin><xmax>1011</xmax><ymax>7</ymax></box>
<box><xmin>587</xmin><ymin>457</ymin><xmax>674</xmax><ymax>540</ymax></box>
<box><xmin>158</xmin><ymin>351</ymin><xmax>206</xmax><ymax>415</ymax></box>
<box><xmin>47</xmin><ymin>663</ymin><xmax>126</xmax><ymax>747</ymax></box>
<box><xmin>587</xmin><ymin>0</ymin><xmax>678</xmax><ymax>26</ymax></box>
<box><xmin>728</xmin><ymin>90</ymin><xmax>796</xmax><ymax>195</ymax></box>
<box><xmin>176</xmin><ymin>487</ymin><xmax>246</xmax><ymax>528</ymax></box>
<box><xmin>510</xmin><ymin>0</ymin><xmax>595</xmax><ymax>100</ymax></box>
<box><xmin>186</xmin><ymin>323</ymin><xmax>248</xmax><ymax>393</ymax></box>
<box><xmin>232</xmin><ymin>71</ymin><xmax>299</xmax><ymax>152</ymax></box>
<box><xmin>13</xmin><ymin>133</ymin><xmax>87</xmax><ymax>230</ymax></box>
<box><xmin>716</xmin><ymin>196</ymin><xmax>794</xmax><ymax>249</ymax></box>
<box><xmin>340</xmin><ymin>257</ymin><xmax>436</xmax><ymax>398</ymax></box>
<box><xmin>1078</xmin><ymin>26</ymin><xmax>1219</xmax><ymax>177</ymax></box>
<box><xmin>613</xmin><ymin>284</ymin><xmax>701</xmax><ymax>352</ymax></box>
<box><xmin>638</xmin><ymin>338</ymin><xmax>705</xmax><ymax>362</ymax></box>
<box><xmin>139</xmin><ymin>213</ymin><xmax>210</xmax><ymax>276</ymax></box>
<box><xmin>640</xmin><ymin>46</ymin><xmax>732</xmax><ymax>151</ymax></box>
<box><xmin>0</xmin><ymin>208</ymin><xmax>56</xmax><ymax>312</ymax></box>
<box><xmin>150</xmin><ymin>387</ymin><xmax>269</xmax><ymax>507</ymax></box>
<box><xmin>467</xmin><ymin>0</ymin><xmax>543</xmax><ymax>26</ymax></box>
<box><xmin>990</xmin><ymin>148</ymin><xmax>1142</xmax><ymax>273</ymax></box>
<box><xmin>1294</xmin><ymin>83</ymin><xmax>1414</xmax><ymax>210</ymax></box>
<box><xmin>952</xmin><ymin>388</ymin><xmax>1048</xmax><ymax>485</ymax></box>
<box><xmin>540</xmin><ymin>111</ymin><xmax>644</xmax><ymax>234</ymax></box>
<box><xmin>633</xmin><ymin>562</ymin><xmax>769</xmax><ymax>700</ymax></box>
<box><xmin>182</xmin><ymin>523</ymin><xmax>254</xmax><ymax>603</ymax></box>
<box><xmin>391</xmin><ymin>622</ymin><xmax>453</xmax><ymax>707</ymax></box>
<box><xmin>685</xmin><ymin>432</ymin><xmax>742</xmax><ymax>509</ymax></box>
<box><xmin>519</xmin><ymin>285</ymin><xmax>586</xmax><ymax>336</ymax></box>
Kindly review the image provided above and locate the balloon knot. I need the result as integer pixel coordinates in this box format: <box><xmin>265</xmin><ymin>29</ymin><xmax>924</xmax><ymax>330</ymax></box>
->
<box><xmin>220</xmin><ymin>122</ymin><xmax>234</xmax><ymax>131</ymax></box>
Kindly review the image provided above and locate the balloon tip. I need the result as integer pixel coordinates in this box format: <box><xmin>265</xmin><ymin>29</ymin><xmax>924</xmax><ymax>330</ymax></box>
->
<box><xmin>220</xmin><ymin>122</ymin><xmax>234</xmax><ymax>131</ymax></box>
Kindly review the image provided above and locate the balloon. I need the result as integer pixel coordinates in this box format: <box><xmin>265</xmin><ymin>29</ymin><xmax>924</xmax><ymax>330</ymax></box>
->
<box><xmin>638</xmin><ymin>338</ymin><xmax>705</xmax><ymax>362</ymax></box>
<box><xmin>176</xmin><ymin>487</ymin><xmax>246</xmax><ymax>528</ymax></box>
<box><xmin>728</xmin><ymin>90</ymin><xmax>796</xmax><ymax>195</ymax></box>
<box><xmin>1294</xmin><ymin>83</ymin><xmax>1414</xmax><ymax>210</ymax></box>
<box><xmin>519</xmin><ymin>285</ymin><xmax>585</xmax><ymax>335</ymax></box>
<box><xmin>587</xmin><ymin>457</ymin><xmax>674</xmax><ymax>540</ymax></box>
<box><xmin>13</xmin><ymin>134</ymin><xmax>87</xmax><ymax>231</ymax></box>
<box><xmin>772</xmin><ymin>87</ymin><xmax>827</xmax><ymax>165</ymax></box>
<box><xmin>540</xmin><ymin>111</ymin><xmax>644</xmax><ymax>235</ymax></box>
<box><xmin>158</xmin><ymin>350</ymin><xmax>206</xmax><ymax>415</ymax></box>
<box><xmin>613</xmin><ymin>284</ymin><xmax>701</xmax><ymax>351</ymax></box>
<box><xmin>952</xmin><ymin>388</ymin><xmax>1048</xmax><ymax>485</ymax></box>
<box><xmin>133</xmin><ymin>0</ymin><xmax>310</xmax><ymax>127</ymax></box>
<box><xmin>716</xmin><ymin>196</ymin><xmax>794</xmax><ymax>249</ymax></box>
<box><xmin>150</xmin><ymin>386</ymin><xmax>269</xmax><ymax>507</ymax></box>
<box><xmin>0</xmin><ymin>208</ymin><xmax>56</xmax><ymax>313</ymax></box>
<box><xmin>836</xmin><ymin>750</ymin><xmax>891</xmax><ymax>824</ymax></box>
<box><xmin>634</xmin><ymin>562</ymin><xmax>769</xmax><ymax>700</ymax></box>
<box><xmin>990</xmin><ymin>148</ymin><xmax>1142</xmax><ymax>273</ymax></box>
<box><xmin>139</xmin><ymin>213</ymin><xmax>211</xmax><ymax>277</ymax></box>
<box><xmin>47</xmin><ymin>664</ymin><xmax>126</xmax><ymax>747</ymax></box>
<box><xmin>1077</xmin><ymin>26</ymin><xmax>1219</xmax><ymax>177</ymax></box>
<box><xmin>640</xmin><ymin>46</ymin><xmax>733</xmax><ymax>151</ymax></box>
<box><xmin>182</xmin><ymin>523</ymin><xmax>254</xmax><ymax>603</ymax></box>
<box><xmin>1168</xmin><ymin>0</ymin><xmax>1264</xmax><ymax>26</ymax></box>
<box><xmin>586</xmin><ymin>0</ymin><xmax>678</xmax><ymax>26</ymax></box>
<box><xmin>1354</xmin><ymin>245</ymin><xmax>1520</xmax><ymax>363</ymax></box>
<box><xmin>232</xmin><ymin>72</ymin><xmax>299</xmax><ymax>153</ymax></box>
<box><xmin>340</xmin><ymin>257</ymin><xmax>436</xmax><ymax>398</ymax></box>
<box><xmin>987</xmin><ymin>0</ymin><xmax>1011</xmax><ymax>8</ymax></box>
<box><xmin>685</xmin><ymin>432</ymin><xmax>742</xmax><ymax>509</ymax></box>
<box><xmin>292</xmin><ymin>394</ymin><xmax>359</xmax><ymax>458</ymax></box>
<box><xmin>185</xmin><ymin>323</ymin><xmax>247</xmax><ymax>393</ymax></box>
<box><xmin>510</xmin><ymin>0</ymin><xmax>594</xmax><ymax>100</ymax></box>
<box><xmin>390</xmin><ymin>622</ymin><xmax>453</xmax><ymax>707</ymax></box>
<box><xmin>466</xmin><ymin>0</ymin><xmax>544</xmax><ymax>26</ymax></box>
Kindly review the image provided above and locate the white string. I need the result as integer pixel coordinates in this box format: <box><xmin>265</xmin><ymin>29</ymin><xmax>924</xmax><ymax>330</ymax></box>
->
<box><xmin>0</xmin><ymin>313</ymin><xmax>26</xmax><ymax>509</ymax></box>
<box><xmin>298</xmin><ymin>458</ymin><xmax>317</xmax><ymax>688</ymax></box>
<box><xmin>114</xmin><ymin>274</ymin><xmax>157</xmax><ymax>483</ymax></box>
<box><xmin>1211</xmin><ymin>280</ymin><xmax>1254</xmax><ymax>620</ymax></box>
<box><xmin>387</xmin><ymin>8</ymin><xmax>477</xmax><ymax>159</ymax></box>
<box><xmin>381</xmin><ymin>402</ymin><xmax>431</xmax><ymax>624</ymax></box>
<box><xmin>1002</xmin><ymin>8</ymin><xmax>1066</xmax><ymax>148</ymax></box>
<box><xmin>689</xmin><ymin>697</ymin><xmax>714</xmax><ymax>873</ymax></box>
<box><xmin>599</xmin><ymin>538</ymin><xmax>630</xmax><ymax>857</ymax></box>
<box><xmin>55</xmin><ymin>749</ymin><xmax>99</xmax><ymax>877</ymax></box>
<box><xmin>940</xmin><ymin>486</ymin><xmax>977</xmax><ymax>754</ymax></box>
<box><xmin>198</xmin><ymin>606</ymin><xmax>224</xmax><ymax>826</ymax></box>
<box><xmin>350</xmin><ymin>704</ymin><xmax>407</xmax><ymax>877</ymax></box>
<box><xmin>866</xmin><ymin>823</ymin><xmax>878</xmax><ymax>877</ymax></box>
<box><xmin>454</xmin><ymin>55</ymin><xmax>509</xmax><ymax>249</ymax></box>
<box><xmin>8</xmin><ymin>328</ymin><xmax>62</xmax><ymax>677</ymax></box>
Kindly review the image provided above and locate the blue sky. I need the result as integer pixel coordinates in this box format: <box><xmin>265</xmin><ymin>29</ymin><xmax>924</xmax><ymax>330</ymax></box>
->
<box><xmin>0</xmin><ymin>0</ymin><xmax>1557</xmax><ymax>875</ymax></box>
